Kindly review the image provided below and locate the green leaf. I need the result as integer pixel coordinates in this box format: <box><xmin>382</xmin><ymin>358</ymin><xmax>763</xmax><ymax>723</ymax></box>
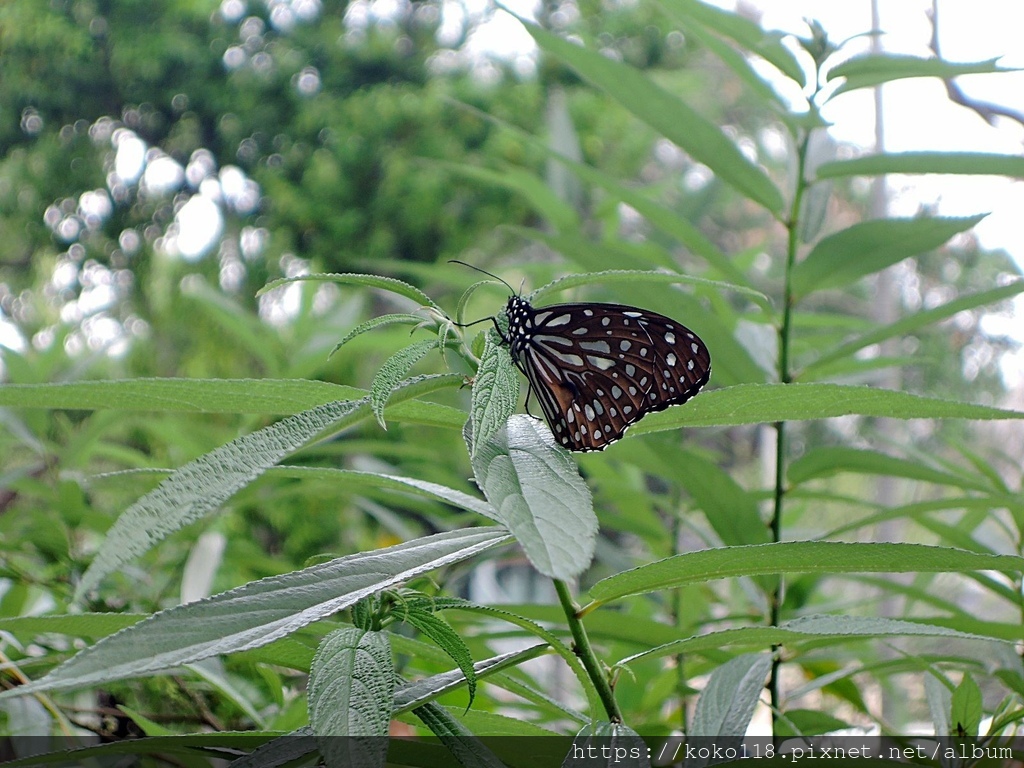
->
<box><xmin>520</xmin><ymin>21</ymin><xmax>784</xmax><ymax>214</ymax></box>
<box><xmin>309</xmin><ymin>629</ymin><xmax>393</xmax><ymax>763</ymax></box>
<box><xmin>791</xmin><ymin>216</ymin><xmax>985</xmax><ymax>299</ymax></box>
<box><xmin>0</xmin><ymin>377</ymin><xmax>362</xmax><ymax>413</ymax></box>
<box><xmin>655</xmin><ymin>0</ymin><xmax>805</xmax><ymax>85</ymax></box>
<box><xmin>628</xmin><ymin>383</ymin><xmax>1024</xmax><ymax>435</ymax></box>
<box><xmin>470</xmin><ymin>330</ymin><xmax>519</xmax><ymax>455</ymax></box>
<box><xmin>402</xmin><ymin>610</ymin><xmax>478</xmax><ymax>706</ymax></box>
<box><xmin>672</xmin><ymin>448</ymin><xmax>770</xmax><ymax>547</ymax></box>
<box><xmin>273</xmin><ymin>467</ymin><xmax>499</xmax><ymax>522</ymax></box>
<box><xmin>774</xmin><ymin>709</ymin><xmax>852</xmax><ymax>738</ymax></box>
<box><xmin>259</xmin><ymin>272</ymin><xmax>439</xmax><ymax>310</ymax></box>
<box><xmin>0</xmin><ymin>377</ymin><xmax>466</xmax><ymax>427</ymax></box>
<box><xmin>529</xmin><ymin>269</ymin><xmax>768</xmax><ymax>309</ymax></box>
<box><xmin>827</xmin><ymin>54</ymin><xmax>1016</xmax><ymax>95</ymax></box>
<box><xmin>370</xmin><ymin>340</ymin><xmax>439</xmax><ymax>429</ymax></box>
<box><xmin>331</xmin><ymin>313</ymin><xmax>425</xmax><ymax>358</ymax></box>
<box><xmin>75</xmin><ymin>376</ymin><xmax>462</xmax><ymax>599</ymax></box>
<box><xmin>690</xmin><ymin>653</ymin><xmax>772</xmax><ymax>738</ymax></box>
<box><xmin>393</xmin><ymin>644</ymin><xmax>550</xmax><ymax>713</ymax></box>
<box><xmin>816</xmin><ymin>152</ymin><xmax>1024</xmax><ymax>181</ymax></box>
<box><xmin>788</xmin><ymin>447</ymin><xmax>994</xmax><ymax>493</ymax></box>
<box><xmin>586</xmin><ymin>541</ymin><xmax>1024</xmax><ymax>605</ymax></box>
<box><xmin>4</xmin><ymin>528</ymin><xmax>509</xmax><ymax>698</ymax></box>
<box><xmin>456</xmin><ymin>280</ymin><xmax>506</xmax><ymax>327</ymax></box>
<box><xmin>804</xmin><ymin>281</ymin><xmax>1024</xmax><ymax>374</ymax></box>
<box><xmin>619</xmin><ymin>614</ymin><xmax>1005</xmax><ymax>666</ymax></box>
<box><xmin>950</xmin><ymin>675</ymin><xmax>983</xmax><ymax>736</ymax></box>
<box><xmin>469</xmin><ymin>415</ymin><xmax>597</xmax><ymax>581</ymax></box>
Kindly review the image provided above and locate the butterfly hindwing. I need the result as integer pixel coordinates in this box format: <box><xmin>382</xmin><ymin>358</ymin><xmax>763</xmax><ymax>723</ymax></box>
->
<box><xmin>504</xmin><ymin>297</ymin><xmax>711</xmax><ymax>452</ymax></box>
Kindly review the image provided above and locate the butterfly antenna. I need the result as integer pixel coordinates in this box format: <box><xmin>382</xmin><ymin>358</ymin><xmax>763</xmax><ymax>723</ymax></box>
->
<box><xmin>448</xmin><ymin>260</ymin><xmax>516</xmax><ymax>295</ymax></box>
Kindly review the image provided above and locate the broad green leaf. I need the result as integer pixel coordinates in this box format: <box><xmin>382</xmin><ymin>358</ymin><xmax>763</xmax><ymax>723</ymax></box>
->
<box><xmin>469</xmin><ymin>415</ymin><xmax>597</xmax><ymax>581</ymax></box>
<box><xmin>791</xmin><ymin>216</ymin><xmax>985</xmax><ymax>299</ymax></box>
<box><xmin>655</xmin><ymin>0</ymin><xmax>805</xmax><ymax>84</ymax></box>
<box><xmin>816</xmin><ymin>152</ymin><xmax>1024</xmax><ymax>181</ymax></box>
<box><xmin>788</xmin><ymin>447</ymin><xmax>994</xmax><ymax>493</ymax></box>
<box><xmin>827</xmin><ymin>54</ymin><xmax>1016</xmax><ymax>95</ymax></box>
<box><xmin>370</xmin><ymin>340</ymin><xmax>439</xmax><ymax>429</ymax></box>
<box><xmin>470</xmin><ymin>330</ymin><xmax>519</xmax><ymax>455</ymax></box>
<box><xmin>586</xmin><ymin>541</ymin><xmax>1024</xmax><ymax>605</ymax></box>
<box><xmin>529</xmin><ymin>269</ymin><xmax>768</xmax><ymax>309</ymax></box>
<box><xmin>950</xmin><ymin>675</ymin><xmax>983</xmax><ymax>736</ymax></box>
<box><xmin>689</xmin><ymin>653</ymin><xmax>772</xmax><ymax>740</ymax></box>
<box><xmin>804</xmin><ymin>281</ymin><xmax>1024</xmax><ymax>374</ymax></box>
<box><xmin>521</xmin><ymin>21</ymin><xmax>784</xmax><ymax>214</ymax></box>
<box><xmin>331</xmin><ymin>313</ymin><xmax>425</xmax><ymax>357</ymax></box>
<box><xmin>4</xmin><ymin>528</ymin><xmax>510</xmax><ymax>698</ymax></box>
<box><xmin>564</xmin><ymin>722</ymin><xmax>650</xmax><ymax>768</ymax></box>
<box><xmin>75</xmin><ymin>375</ymin><xmax>461</xmax><ymax>599</ymax></box>
<box><xmin>309</xmin><ymin>629</ymin><xmax>393</xmax><ymax>765</ymax></box>
<box><xmin>402</xmin><ymin>611</ymin><xmax>477</xmax><ymax>706</ymax></box>
<box><xmin>260</xmin><ymin>272</ymin><xmax>439</xmax><ymax>310</ymax></box>
<box><xmin>619</xmin><ymin>614</ymin><xmax>1004</xmax><ymax>666</ymax></box>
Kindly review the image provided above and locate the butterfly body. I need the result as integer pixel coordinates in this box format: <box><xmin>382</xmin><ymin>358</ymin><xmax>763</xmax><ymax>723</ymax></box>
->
<box><xmin>501</xmin><ymin>295</ymin><xmax>711</xmax><ymax>452</ymax></box>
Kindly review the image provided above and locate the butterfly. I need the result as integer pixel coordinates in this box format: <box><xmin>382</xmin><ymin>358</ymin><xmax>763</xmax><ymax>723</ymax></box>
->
<box><xmin>501</xmin><ymin>294</ymin><xmax>711</xmax><ymax>452</ymax></box>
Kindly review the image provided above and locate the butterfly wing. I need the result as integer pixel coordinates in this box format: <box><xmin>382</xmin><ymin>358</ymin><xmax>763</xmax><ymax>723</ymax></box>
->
<box><xmin>507</xmin><ymin>299</ymin><xmax>711</xmax><ymax>452</ymax></box>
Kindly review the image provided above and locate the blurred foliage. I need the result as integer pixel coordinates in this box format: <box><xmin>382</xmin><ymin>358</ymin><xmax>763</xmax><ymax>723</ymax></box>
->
<box><xmin>1</xmin><ymin>0</ymin><xmax>1023</xmax><ymax>752</ymax></box>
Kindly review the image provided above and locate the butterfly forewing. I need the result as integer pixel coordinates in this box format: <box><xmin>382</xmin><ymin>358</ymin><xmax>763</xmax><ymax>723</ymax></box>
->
<box><xmin>504</xmin><ymin>297</ymin><xmax>711</xmax><ymax>452</ymax></box>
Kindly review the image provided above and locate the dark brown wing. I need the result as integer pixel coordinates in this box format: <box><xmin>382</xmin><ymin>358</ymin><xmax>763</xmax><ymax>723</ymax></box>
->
<box><xmin>511</xmin><ymin>301</ymin><xmax>711</xmax><ymax>452</ymax></box>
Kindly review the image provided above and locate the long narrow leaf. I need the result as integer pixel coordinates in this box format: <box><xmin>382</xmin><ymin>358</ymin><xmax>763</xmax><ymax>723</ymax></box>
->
<box><xmin>6</xmin><ymin>528</ymin><xmax>509</xmax><ymax>698</ymax></box>
<box><xmin>521</xmin><ymin>20</ymin><xmax>784</xmax><ymax>214</ymax></box>
<box><xmin>816</xmin><ymin>152</ymin><xmax>1024</xmax><ymax>181</ymax></box>
<box><xmin>627</xmin><ymin>382</ymin><xmax>1024</xmax><ymax>434</ymax></box>
<box><xmin>75</xmin><ymin>375</ymin><xmax>462</xmax><ymax>599</ymax></box>
<box><xmin>586</xmin><ymin>541</ymin><xmax>1024</xmax><ymax>605</ymax></box>
<box><xmin>791</xmin><ymin>216</ymin><xmax>985</xmax><ymax>299</ymax></box>
<box><xmin>827</xmin><ymin>54</ymin><xmax>1016</xmax><ymax>95</ymax></box>
<box><xmin>619</xmin><ymin>614</ymin><xmax>1008</xmax><ymax>666</ymax></box>
<box><xmin>804</xmin><ymin>281</ymin><xmax>1024</xmax><ymax>373</ymax></box>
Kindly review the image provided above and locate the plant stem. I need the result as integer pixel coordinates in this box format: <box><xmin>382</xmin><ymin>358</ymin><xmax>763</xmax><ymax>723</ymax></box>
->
<box><xmin>768</xmin><ymin>131</ymin><xmax>812</xmax><ymax>720</ymax></box>
<box><xmin>554</xmin><ymin>578</ymin><xmax>623</xmax><ymax>723</ymax></box>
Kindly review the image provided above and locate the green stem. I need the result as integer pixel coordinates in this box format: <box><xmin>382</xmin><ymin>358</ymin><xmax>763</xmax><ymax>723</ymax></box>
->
<box><xmin>768</xmin><ymin>131</ymin><xmax>812</xmax><ymax>721</ymax></box>
<box><xmin>554</xmin><ymin>579</ymin><xmax>623</xmax><ymax>723</ymax></box>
